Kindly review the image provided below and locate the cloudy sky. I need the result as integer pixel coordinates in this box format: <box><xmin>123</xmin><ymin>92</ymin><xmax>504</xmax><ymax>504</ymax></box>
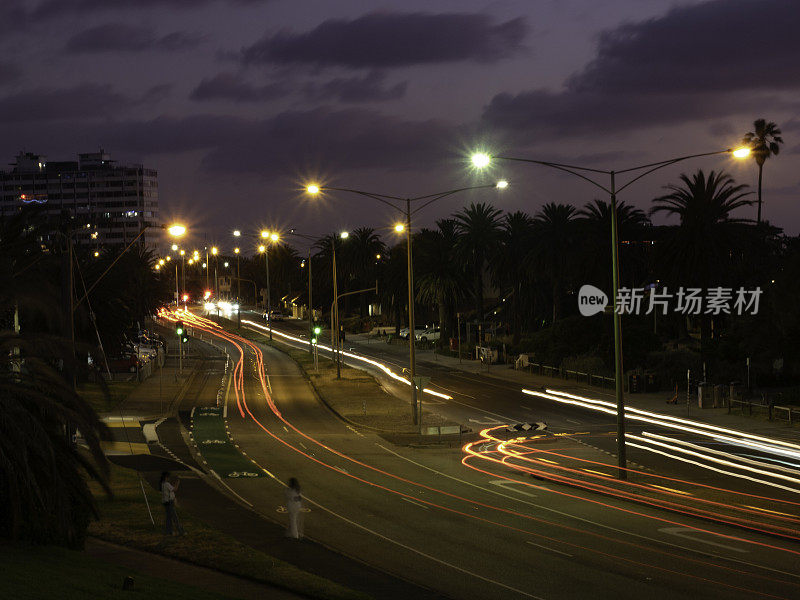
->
<box><xmin>2</xmin><ymin>0</ymin><xmax>798</xmax><ymax>247</ymax></box>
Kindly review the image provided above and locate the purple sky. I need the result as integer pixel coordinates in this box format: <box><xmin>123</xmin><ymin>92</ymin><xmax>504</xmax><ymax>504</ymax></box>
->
<box><xmin>2</xmin><ymin>0</ymin><xmax>798</xmax><ymax>250</ymax></box>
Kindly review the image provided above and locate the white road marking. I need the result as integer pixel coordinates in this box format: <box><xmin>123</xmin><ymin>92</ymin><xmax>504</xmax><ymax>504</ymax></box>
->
<box><xmin>566</xmin><ymin>418</ymin><xmax>581</xmax><ymax>425</ymax></box>
<box><xmin>488</xmin><ymin>480</ymin><xmax>538</xmax><ymax>498</ymax></box>
<box><xmin>402</xmin><ymin>497</ymin><xmax>430</xmax><ymax>510</ymax></box>
<box><xmin>658</xmin><ymin>527</ymin><xmax>748</xmax><ymax>553</ymax></box>
<box><xmin>526</xmin><ymin>540</ymin><xmax>573</xmax><ymax>557</ymax></box>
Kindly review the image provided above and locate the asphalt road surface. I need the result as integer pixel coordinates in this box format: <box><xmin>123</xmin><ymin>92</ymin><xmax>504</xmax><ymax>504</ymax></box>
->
<box><xmin>162</xmin><ymin>311</ymin><xmax>800</xmax><ymax>600</ymax></box>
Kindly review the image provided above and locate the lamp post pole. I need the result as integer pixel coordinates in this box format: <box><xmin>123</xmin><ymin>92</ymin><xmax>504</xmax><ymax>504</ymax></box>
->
<box><xmin>405</xmin><ymin>199</ymin><xmax>417</xmax><ymax>423</ymax></box>
<box><xmin>472</xmin><ymin>147</ymin><xmax>749</xmax><ymax>479</ymax></box>
<box><xmin>332</xmin><ymin>240</ymin><xmax>340</xmax><ymax>378</ymax></box>
<box><xmin>264</xmin><ymin>245</ymin><xmax>272</xmax><ymax>340</ymax></box>
<box><xmin>308</xmin><ymin>248</ymin><xmax>313</xmax><ymax>354</ymax></box>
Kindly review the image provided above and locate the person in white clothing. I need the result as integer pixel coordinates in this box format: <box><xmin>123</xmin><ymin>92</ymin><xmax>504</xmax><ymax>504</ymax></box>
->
<box><xmin>284</xmin><ymin>477</ymin><xmax>303</xmax><ymax>540</ymax></box>
<box><xmin>160</xmin><ymin>471</ymin><xmax>185</xmax><ymax>536</ymax></box>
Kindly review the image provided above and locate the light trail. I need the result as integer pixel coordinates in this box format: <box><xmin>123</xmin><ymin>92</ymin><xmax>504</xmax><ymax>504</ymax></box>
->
<box><xmin>165</xmin><ymin>309</ymin><xmax>800</xmax><ymax>596</ymax></box>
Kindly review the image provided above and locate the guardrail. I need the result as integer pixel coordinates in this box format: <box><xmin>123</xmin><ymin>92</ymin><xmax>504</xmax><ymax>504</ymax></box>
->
<box><xmin>729</xmin><ymin>397</ymin><xmax>799</xmax><ymax>424</ymax></box>
<box><xmin>520</xmin><ymin>362</ymin><xmax>615</xmax><ymax>390</ymax></box>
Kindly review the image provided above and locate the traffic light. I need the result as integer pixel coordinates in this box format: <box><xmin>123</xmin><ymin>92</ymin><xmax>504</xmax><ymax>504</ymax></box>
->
<box><xmin>181</xmin><ymin>331</ymin><xmax>189</xmax><ymax>344</ymax></box>
<box><xmin>313</xmin><ymin>326</ymin><xmax>322</xmax><ymax>336</ymax></box>
<box><xmin>176</xmin><ymin>321</ymin><xmax>184</xmax><ymax>336</ymax></box>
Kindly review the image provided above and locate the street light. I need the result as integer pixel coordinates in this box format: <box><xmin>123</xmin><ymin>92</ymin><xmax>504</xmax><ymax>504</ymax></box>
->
<box><xmin>471</xmin><ymin>146</ymin><xmax>751</xmax><ymax>479</ymax></box>
<box><xmin>306</xmin><ymin>181</ymin><xmax>507</xmax><ymax>427</ymax></box>
<box><xmin>168</xmin><ymin>224</ymin><xmax>186</xmax><ymax>237</ymax></box>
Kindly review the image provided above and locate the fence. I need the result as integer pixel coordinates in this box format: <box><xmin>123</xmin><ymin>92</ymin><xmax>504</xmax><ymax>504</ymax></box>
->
<box><xmin>519</xmin><ymin>361</ymin><xmax>615</xmax><ymax>390</ymax></box>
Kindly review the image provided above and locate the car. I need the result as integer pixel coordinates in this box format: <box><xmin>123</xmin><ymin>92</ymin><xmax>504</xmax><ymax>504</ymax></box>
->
<box><xmin>416</xmin><ymin>328</ymin><xmax>441</xmax><ymax>342</ymax></box>
<box><xmin>263</xmin><ymin>310</ymin><xmax>285</xmax><ymax>322</ymax></box>
<box><xmin>108</xmin><ymin>353</ymin><xmax>141</xmax><ymax>373</ymax></box>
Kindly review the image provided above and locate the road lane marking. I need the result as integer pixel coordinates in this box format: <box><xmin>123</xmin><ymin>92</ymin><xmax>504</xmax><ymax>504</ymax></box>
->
<box><xmin>649</xmin><ymin>484</ymin><xmax>692</xmax><ymax>496</ymax></box>
<box><xmin>488</xmin><ymin>480</ymin><xmax>538</xmax><ymax>498</ymax></box>
<box><xmin>581</xmin><ymin>469</ymin><xmax>612</xmax><ymax>477</ymax></box>
<box><xmin>401</xmin><ymin>497</ymin><xmax>430</xmax><ymax>510</ymax></box>
<box><xmin>741</xmin><ymin>505</ymin><xmax>796</xmax><ymax>518</ymax></box>
<box><xmin>658</xmin><ymin>527</ymin><xmax>748</xmax><ymax>553</ymax></box>
<box><xmin>526</xmin><ymin>540</ymin><xmax>573</xmax><ymax>557</ymax></box>
<box><xmin>566</xmin><ymin>418</ymin><xmax>582</xmax><ymax>425</ymax></box>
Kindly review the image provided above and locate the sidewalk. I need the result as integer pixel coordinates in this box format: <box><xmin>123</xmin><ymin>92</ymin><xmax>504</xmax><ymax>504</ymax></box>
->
<box><xmin>346</xmin><ymin>333</ymin><xmax>800</xmax><ymax>442</ymax></box>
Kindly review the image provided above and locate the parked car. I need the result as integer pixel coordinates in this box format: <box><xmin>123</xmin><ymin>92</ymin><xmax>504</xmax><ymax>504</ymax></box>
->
<box><xmin>108</xmin><ymin>353</ymin><xmax>141</xmax><ymax>373</ymax></box>
<box><xmin>263</xmin><ymin>310</ymin><xmax>285</xmax><ymax>322</ymax></box>
<box><xmin>415</xmin><ymin>328</ymin><xmax>441</xmax><ymax>342</ymax></box>
<box><xmin>399</xmin><ymin>327</ymin><xmax>428</xmax><ymax>340</ymax></box>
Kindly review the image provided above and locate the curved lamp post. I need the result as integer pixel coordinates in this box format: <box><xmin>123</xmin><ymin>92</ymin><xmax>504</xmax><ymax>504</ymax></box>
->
<box><xmin>306</xmin><ymin>181</ymin><xmax>508</xmax><ymax>428</ymax></box>
<box><xmin>471</xmin><ymin>147</ymin><xmax>751</xmax><ymax>479</ymax></box>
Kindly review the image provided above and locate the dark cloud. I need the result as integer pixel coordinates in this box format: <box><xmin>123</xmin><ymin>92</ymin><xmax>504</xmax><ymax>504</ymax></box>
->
<box><xmin>65</xmin><ymin>23</ymin><xmax>204</xmax><ymax>53</ymax></box>
<box><xmin>304</xmin><ymin>71</ymin><xmax>406</xmax><ymax>103</ymax></box>
<box><xmin>241</xmin><ymin>12</ymin><xmax>527</xmax><ymax>68</ymax></box>
<box><xmin>190</xmin><ymin>72</ymin><xmax>291</xmax><ymax>102</ymax></box>
<box><xmin>0</xmin><ymin>83</ymin><xmax>166</xmax><ymax>123</ymax></box>
<box><xmin>0</xmin><ymin>63</ymin><xmax>22</xmax><ymax>85</ymax></box>
<box><xmin>33</xmin><ymin>0</ymin><xmax>271</xmax><ymax>18</ymax></box>
<box><xmin>482</xmin><ymin>0</ymin><xmax>800</xmax><ymax>138</ymax></box>
<box><xmin>568</xmin><ymin>0</ymin><xmax>800</xmax><ymax>94</ymax></box>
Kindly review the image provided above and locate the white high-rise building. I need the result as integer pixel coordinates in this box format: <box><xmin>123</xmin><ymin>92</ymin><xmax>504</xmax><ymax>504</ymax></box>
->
<box><xmin>0</xmin><ymin>149</ymin><xmax>159</xmax><ymax>248</ymax></box>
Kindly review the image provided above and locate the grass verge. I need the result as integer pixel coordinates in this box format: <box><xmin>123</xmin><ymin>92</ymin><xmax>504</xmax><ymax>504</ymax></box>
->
<box><xmin>88</xmin><ymin>462</ymin><xmax>369</xmax><ymax>600</ymax></box>
<box><xmin>0</xmin><ymin>542</ymin><xmax>234</xmax><ymax>600</ymax></box>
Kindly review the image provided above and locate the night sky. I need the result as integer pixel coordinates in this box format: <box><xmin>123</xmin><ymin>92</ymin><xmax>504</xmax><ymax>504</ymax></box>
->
<box><xmin>3</xmin><ymin>0</ymin><xmax>798</xmax><ymax>249</ymax></box>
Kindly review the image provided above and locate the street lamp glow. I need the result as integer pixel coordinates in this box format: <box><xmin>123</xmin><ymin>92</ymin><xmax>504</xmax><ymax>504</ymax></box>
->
<box><xmin>733</xmin><ymin>147</ymin><xmax>751</xmax><ymax>158</ymax></box>
<box><xmin>339</xmin><ymin>231</ymin><xmax>349</xmax><ymax>239</ymax></box>
<box><xmin>233</xmin><ymin>230</ymin><xmax>241</xmax><ymax>237</ymax></box>
<box><xmin>211</xmin><ymin>246</ymin><xmax>218</xmax><ymax>255</ymax></box>
<box><xmin>224</xmin><ymin>261</ymin><xmax>229</xmax><ymax>268</ymax></box>
<box><xmin>171</xmin><ymin>244</ymin><xmax>178</xmax><ymax>251</ymax></box>
<box><xmin>234</xmin><ymin>247</ymin><xmax>240</xmax><ymax>254</ymax></box>
<box><xmin>258</xmin><ymin>244</ymin><xmax>266</xmax><ymax>253</ymax></box>
<box><xmin>180</xmin><ymin>249</ymin><xmax>185</xmax><ymax>256</ymax></box>
<box><xmin>167</xmin><ymin>224</ymin><xmax>186</xmax><ymax>237</ymax></box>
<box><xmin>188</xmin><ymin>258</ymin><xmax>194</xmax><ymax>265</ymax></box>
<box><xmin>471</xmin><ymin>152</ymin><xmax>491</xmax><ymax>168</ymax></box>
<box><xmin>202</xmin><ymin>262</ymin><xmax>207</xmax><ymax>268</ymax></box>
<box><xmin>394</xmin><ymin>223</ymin><xmax>405</xmax><ymax>233</ymax></box>
<box><xmin>307</xmin><ymin>184</ymin><xmax>320</xmax><ymax>195</ymax></box>
<box><xmin>93</xmin><ymin>251</ymin><xmax>100</xmax><ymax>257</ymax></box>
<box><xmin>496</xmin><ymin>180</ymin><xmax>509</xmax><ymax>189</ymax></box>
<box><xmin>260</xmin><ymin>230</ymin><xmax>270</xmax><ymax>239</ymax></box>
<box><xmin>270</xmin><ymin>232</ymin><xmax>279</xmax><ymax>242</ymax></box>
<box><xmin>165</xmin><ymin>256</ymin><xmax>171</xmax><ymax>262</ymax></box>
<box><xmin>159</xmin><ymin>259</ymin><xmax>165</xmax><ymax>265</ymax></box>
<box><xmin>376</xmin><ymin>254</ymin><xmax>381</xmax><ymax>260</ymax></box>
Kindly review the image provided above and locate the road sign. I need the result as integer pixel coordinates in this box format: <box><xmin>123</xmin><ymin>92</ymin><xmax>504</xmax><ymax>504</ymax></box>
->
<box><xmin>506</xmin><ymin>422</ymin><xmax>548</xmax><ymax>432</ymax></box>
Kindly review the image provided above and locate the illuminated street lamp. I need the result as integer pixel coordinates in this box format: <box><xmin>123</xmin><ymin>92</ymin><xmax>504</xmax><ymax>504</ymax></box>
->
<box><xmin>471</xmin><ymin>146</ymin><xmax>751</xmax><ymax>478</ymax></box>
<box><xmin>306</xmin><ymin>181</ymin><xmax>507</xmax><ymax>426</ymax></box>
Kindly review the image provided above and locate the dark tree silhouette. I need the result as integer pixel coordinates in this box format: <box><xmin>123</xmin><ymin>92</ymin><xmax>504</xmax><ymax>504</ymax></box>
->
<box><xmin>743</xmin><ymin>119</ymin><xmax>783</xmax><ymax>224</ymax></box>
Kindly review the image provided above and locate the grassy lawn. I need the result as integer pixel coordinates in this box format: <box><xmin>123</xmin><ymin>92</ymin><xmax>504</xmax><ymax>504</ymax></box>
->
<box><xmin>79</xmin><ymin>380</ymin><xmax>139</xmax><ymax>413</ymax></box>
<box><xmin>88</xmin><ymin>463</ymin><xmax>367</xmax><ymax>600</ymax></box>
<box><xmin>192</xmin><ymin>406</ymin><xmax>264</xmax><ymax>477</ymax></box>
<box><xmin>0</xmin><ymin>542</ymin><xmax>234</xmax><ymax>600</ymax></box>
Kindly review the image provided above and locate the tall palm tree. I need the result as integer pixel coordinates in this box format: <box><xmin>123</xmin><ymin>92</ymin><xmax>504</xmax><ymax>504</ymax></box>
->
<box><xmin>743</xmin><ymin>119</ymin><xmax>783</xmax><ymax>224</ymax></box>
<box><xmin>530</xmin><ymin>203</ymin><xmax>578</xmax><ymax>324</ymax></box>
<box><xmin>577</xmin><ymin>199</ymin><xmax>651</xmax><ymax>290</ymax></box>
<box><xmin>415</xmin><ymin>219</ymin><xmax>467</xmax><ymax>346</ymax></box>
<box><xmin>650</xmin><ymin>169</ymin><xmax>753</xmax><ymax>349</ymax></box>
<box><xmin>454</xmin><ymin>203</ymin><xmax>503</xmax><ymax>321</ymax></box>
<box><xmin>0</xmin><ymin>209</ymin><xmax>109</xmax><ymax>548</ymax></box>
<box><xmin>490</xmin><ymin>211</ymin><xmax>535</xmax><ymax>344</ymax></box>
<box><xmin>347</xmin><ymin>228</ymin><xmax>386</xmax><ymax>317</ymax></box>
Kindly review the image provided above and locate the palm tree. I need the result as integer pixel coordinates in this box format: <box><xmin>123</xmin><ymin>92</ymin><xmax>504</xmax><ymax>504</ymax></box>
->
<box><xmin>0</xmin><ymin>208</ymin><xmax>109</xmax><ymax>548</ymax></box>
<box><xmin>742</xmin><ymin>119</ymin><xmax>783</xmax><ymax>224</ymax></box>
<box><xmin>347</xmin><ymin>228</ymin><xmax>386</xmax><ymax>317</ymax></box>
<box><xmin>531</xmin><ymin>203</ymin><xmax>578</xmax><ymax>324</ymax></box>
<box><xmin>490</xmin><ymin>211</ymin><xmax>535</xmax><ymax>344</ymax></box>
<box><xmin>577</xmin><ymin>199</ymin><xmax>651</xmax><ymax>290</ymax></box>
<box><xmin>650</xmin><ymin>169</ymin><xmax>753</xmax><ymax>349</ymax></box>
<box><xmin>454</xmin><ymin>203</ymin><xmax>503</xmax><ymax>321</ymax></box>
<box><xmin>415</xmin><ymin>219</ymin><xmax>467</xmax><ymax>346</ymax></box>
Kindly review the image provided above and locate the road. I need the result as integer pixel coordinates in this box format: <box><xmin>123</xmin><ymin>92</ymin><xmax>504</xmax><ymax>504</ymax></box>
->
<box><xmin>163</xmin><ymin>310</ymin><xmax>800</xmax><ymax>600</ymax></box>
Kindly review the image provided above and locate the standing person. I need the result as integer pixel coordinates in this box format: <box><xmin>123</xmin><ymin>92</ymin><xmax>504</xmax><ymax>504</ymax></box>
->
<box><xmin>160</xmin><ymin>471</ymin><xmax>185</xmax><ymax>536</ymax></box>
<box><xmin>284</xmin><ymin>478</ymin><xmax>303</xmax><ymax>540</ymax></box>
